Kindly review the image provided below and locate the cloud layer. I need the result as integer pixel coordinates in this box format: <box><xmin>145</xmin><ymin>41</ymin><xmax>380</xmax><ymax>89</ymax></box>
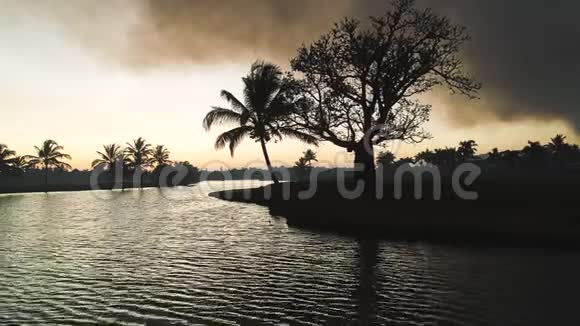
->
<box><xmin>133</xmin><ymin>0</ymin><xmax>580</xmax><ymax>130</ymax></box>
<box><xmin>423</xmin><ymin>0</ymin><xmax>580</xmax><ymax>130</ymax></box>
<box><xmin>6</xmin><ymin>0</ymin><xmax>580</xmax><ymax>130</ymax></box>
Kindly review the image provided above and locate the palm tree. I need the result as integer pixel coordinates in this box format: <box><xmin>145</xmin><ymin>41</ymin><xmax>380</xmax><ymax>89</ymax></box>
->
<box><xmin>26</xmin><ymin>140</ymin><xmax>72</xmax><ymax>192</ymax></box>
<box><xmin>294</xmin><ymin>149</ymin><xmax>318</xmax><ymax>169</ymax></box>
<box><xmin>0</xmin><ymin>144</ymin><xmax>16</xmax><ymax>175</ymax></box>
<box><xmin>152</xmin><ymin>145</ymin><xmax>172</xmax><ymax>168</ymax></box>
<box><xmin>302</xmin><ymin>149</ymin><xmax>318</xmax><ymax>167</ymax></box>
<box><xmin>548</xmin><ymin>134</ymin><xmax>572</xmax><ymax>166</ymax></box>
<box><xmin>549</xmin><ymin>134</ymin><xmax>568</xmax><ymax>153</ymax></box>
<box><xmin>92</xmin><ymin>143</ymin><xmax>125</xmax><ymax>172</ymax></box>
<box><xmin>125</xmin><ymin>137</ymin><xmax>153</xmax><ymax>187</ymax></box>
<box><xmin>293</xmin><ymin>149</ymin><xmax>318</xmax><ymax>181</ymax></box>
<box><xmin>125</xmin><ymin>137</ymin><xmax>153</xmax><ymax>170</ymax></box>
<box><xmin>458</xmin><ymin>140</ymin><xmax>478</xmax><ymax>161</ymax></box>
<box><xmin>92</xmin><ymin>143</ymin><xmax>127</xmax><ymax>188</ymax></box>
<box><xmin>151</xmin><ymin>145</ymin><xmax>172</xmax><ymax>187</ymax></box>
<box><xmin>10</xmin><ymin>156</ymin><xmax>30</xmax><ymax>176</ymax></box>
<box><xmin>203</xmin><ymin>61</ymin><xmax>317</xmax><ymax>184</ymax></box>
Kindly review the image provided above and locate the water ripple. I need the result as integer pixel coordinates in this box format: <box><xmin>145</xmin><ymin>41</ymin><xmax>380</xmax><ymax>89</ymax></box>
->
<box><xmin>1</xmin><ymin>182</ymin><xmax>579</xmax><ymax>325</ymax></box>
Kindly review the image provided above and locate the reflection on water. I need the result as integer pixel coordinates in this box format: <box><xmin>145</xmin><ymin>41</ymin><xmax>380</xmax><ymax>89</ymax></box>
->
<box><xmin>0</xmin><ymin>181</ymin><xmax>579</xmax><ymax>325</ymax></box>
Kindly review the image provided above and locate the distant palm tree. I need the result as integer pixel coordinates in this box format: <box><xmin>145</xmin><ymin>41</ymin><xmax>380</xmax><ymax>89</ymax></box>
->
<box><xmin>293</xmin><ymin>149</ymin><xmax>318</xmax><ymax>181</ymax></box>
<box><xmin>0</xmin><ymin>144</ymin><xmax>16</xmax><ymax>174</ymax></box>
<box><xmin>151</xmin><ymin>145</ymin><xmax>173</xmax><ymax>187</ymax></box>
<box><xmin>126</xmin><ymin>137</ymin><xmax>153</xmax><ymax>171</ymax></box>
<box><xmin>125</xmin><ymin>137</ymin><xmax>153</xmax><ymax>187</ymax></box>
<box><xmin>203</xmin><ymin>61</ymin><xmax>317</xmax><ymax>184</ymax></box>
<box><xmin>302</xmin><ymin>149</ymin><xmax>317</xmax><ymax>167</ymax></box>
<box><xmin>294</xmin><ymin>149</ymin><xmax>318</xmax><ymax>169</ymax></box>
<box><xmin>152</xmin><ymin>145</ymin><xmax>172</xmax><ymax>168</ymax></box>
<box><xmin>26</xmin><ymin>140</ymin><xmax>72</xmax><ymax>192</ymax></box>
<box><xmin>10</xmin><ymin>156</ymin><xmax>30</xmax><ymax>176</ymax></box>
<box><xmin>92</xmin><ymin>143</ymin><xmax>125</xmax><ymax>172</ymax></box>
<box><xmin>458</xmin><ymin>140</ymin><xmax>478</xmax><ymax>161</ymax></box>
<box><xmin>549</xmin><ymin>134</ymin><xmax>567</xmax><ymax>152</ymax></box>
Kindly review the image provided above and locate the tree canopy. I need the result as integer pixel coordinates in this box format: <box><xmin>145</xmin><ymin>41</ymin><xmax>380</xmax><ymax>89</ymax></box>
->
<box><xmin>285</xmin><ymin>0</ymin><xmax>480</xmax><ymax>180</ymax></box>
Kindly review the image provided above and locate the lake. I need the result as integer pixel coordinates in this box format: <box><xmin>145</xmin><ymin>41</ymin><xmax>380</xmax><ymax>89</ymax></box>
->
<box><xmin>1</xmin><ymin>181</ymin><xmax>579</xmax><ymax>325</ymax></box>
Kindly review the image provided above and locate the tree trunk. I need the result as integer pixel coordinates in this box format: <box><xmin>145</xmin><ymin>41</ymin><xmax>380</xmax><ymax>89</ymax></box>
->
<box><xmin>353</xmin><ymin>142</ymin><xmax>376</xmax><ymax>189</ymax></box>
<box><xmin>44</xmin><ymin>165</ymin><xmax>48</xmax><ymax>193</ymax></box>
<box><xmin>259</xmin><ymin>138</ymin><xmax>279</xmax><ymax>184</ymax></box>
<box><xmin>139</xmin><ymin>168</ymin><xmax>144</xmax><ymax>189</ymax></box>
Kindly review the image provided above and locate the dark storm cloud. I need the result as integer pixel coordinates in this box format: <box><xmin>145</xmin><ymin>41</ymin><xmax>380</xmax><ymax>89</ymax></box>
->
<box><xmin>32</xmin><ymin>0</ymin><xmax>578</xmax><ymax>129</ymax></box>
<box><xmin>419</xmin><ymin>0</ymin><xmax>580</xmax><ymax>129</ymax></box>
<box><xmin>127</xmin><ymin>0</ymin><xmax>355</xmax><ymax>64</ymax></box>
<box><xmin>127</xmin><ymin>0</ymin><xmax>580</xmax><ymax>129</ymax></box>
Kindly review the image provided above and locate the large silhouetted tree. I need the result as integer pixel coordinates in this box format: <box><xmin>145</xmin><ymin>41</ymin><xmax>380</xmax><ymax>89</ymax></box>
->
<box><xmin>287</xmin><ymin>0</ymin><xmax>480</xmax><ymax>183</ymax></box>
<box><xmin>203</xmin><ymin>61</ymin><xmax>317</xmax><ymax>184</ymax></box>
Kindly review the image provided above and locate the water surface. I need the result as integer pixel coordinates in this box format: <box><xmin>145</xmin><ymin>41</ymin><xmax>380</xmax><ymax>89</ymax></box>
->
<box><xmin>1</xmin><ymin>181</ymin><xmax>579</xmax><ymax>325</ymax></box>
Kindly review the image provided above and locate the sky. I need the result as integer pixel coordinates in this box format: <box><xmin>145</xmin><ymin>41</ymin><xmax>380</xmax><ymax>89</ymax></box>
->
<box><xmin>1</xmin><ymin>0</ymin><xmax>579</xmax><ymax>169</ymax></box>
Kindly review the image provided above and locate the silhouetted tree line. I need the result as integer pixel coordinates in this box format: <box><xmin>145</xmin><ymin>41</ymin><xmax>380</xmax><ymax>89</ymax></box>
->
<box><xmin>377</xmin><ymin>135</ymin><xmax>580</xmax><ymax>171</ymax></box>
<box><xmin>0</xmin><ymin>140</ymin><xmax>72</xmax><ymax>192</ymax></box>
<box><xmin>0</xmin><ymin>139</ymin><xmax>200</xmax><ymax>192</ymax></box>
<box><xmin>90</xmin><ymin>137</ymin><xmax>199</xmax><ymax>188</ymax></box>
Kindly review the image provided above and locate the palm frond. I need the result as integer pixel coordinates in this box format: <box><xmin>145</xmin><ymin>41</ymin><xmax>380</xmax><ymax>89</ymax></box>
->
<box><xmin>267</xmin><ymin>99</ymin><xmax>296</xmax><ymax>120</ymax></box>
<box><xmin>55</xmin><ymin>162</ymin><xmax>72</xmax><ymax>171</ymax></box>
<box><xmin>277</xmin><ymin>128</ymin><xmax>319</xmax><ymax>145</ymax></box>
<box><xmin>203</xmin><ymin>107</ymin><xmax>243</xmax><ymax>130</ymax></box>
<box><xmin>214</xmin><ymin>126</ymin><xmax>253</xmax><ymax>156</ymax></box>
<box><xmin>243</xmin><ymin>61</ymin><xmax>283</xmax><ymax>116</ymax></box>
<box><xmin>0</xmin><ymin>144</ymin><xmax>16</xmax><ymax>160</ymax></box>
<box><xmin>91</xmin><ymin>159</ymin><xmax>105</xmax><ymax>169</ymax></box>
<box><xmin>28</xmin><ymin>140</ymin><xmax>71</xmax><ymax>170</ymax></box>
<box><xmin>220</xmin><ymin>90</ymin><xmax>248</xmax><ymax>113</ymax></box>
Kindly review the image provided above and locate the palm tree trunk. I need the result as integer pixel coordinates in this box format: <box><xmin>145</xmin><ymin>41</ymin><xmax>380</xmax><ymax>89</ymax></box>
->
<box><xmin>44</xmin><ymin>165</ymin><xmax>48</xmax><ymax>193</ymax></box>
<box><xmin>259</xmin><ymin>138</ymin><xmax>279</xmax><ymax>184</ymax></box>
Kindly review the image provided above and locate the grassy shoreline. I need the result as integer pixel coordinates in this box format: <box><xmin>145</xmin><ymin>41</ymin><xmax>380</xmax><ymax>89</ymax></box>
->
<box><xmin>210</xmin><ymin>178</ymin><xmax>580</xmax><ymax>248</ymax></box>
